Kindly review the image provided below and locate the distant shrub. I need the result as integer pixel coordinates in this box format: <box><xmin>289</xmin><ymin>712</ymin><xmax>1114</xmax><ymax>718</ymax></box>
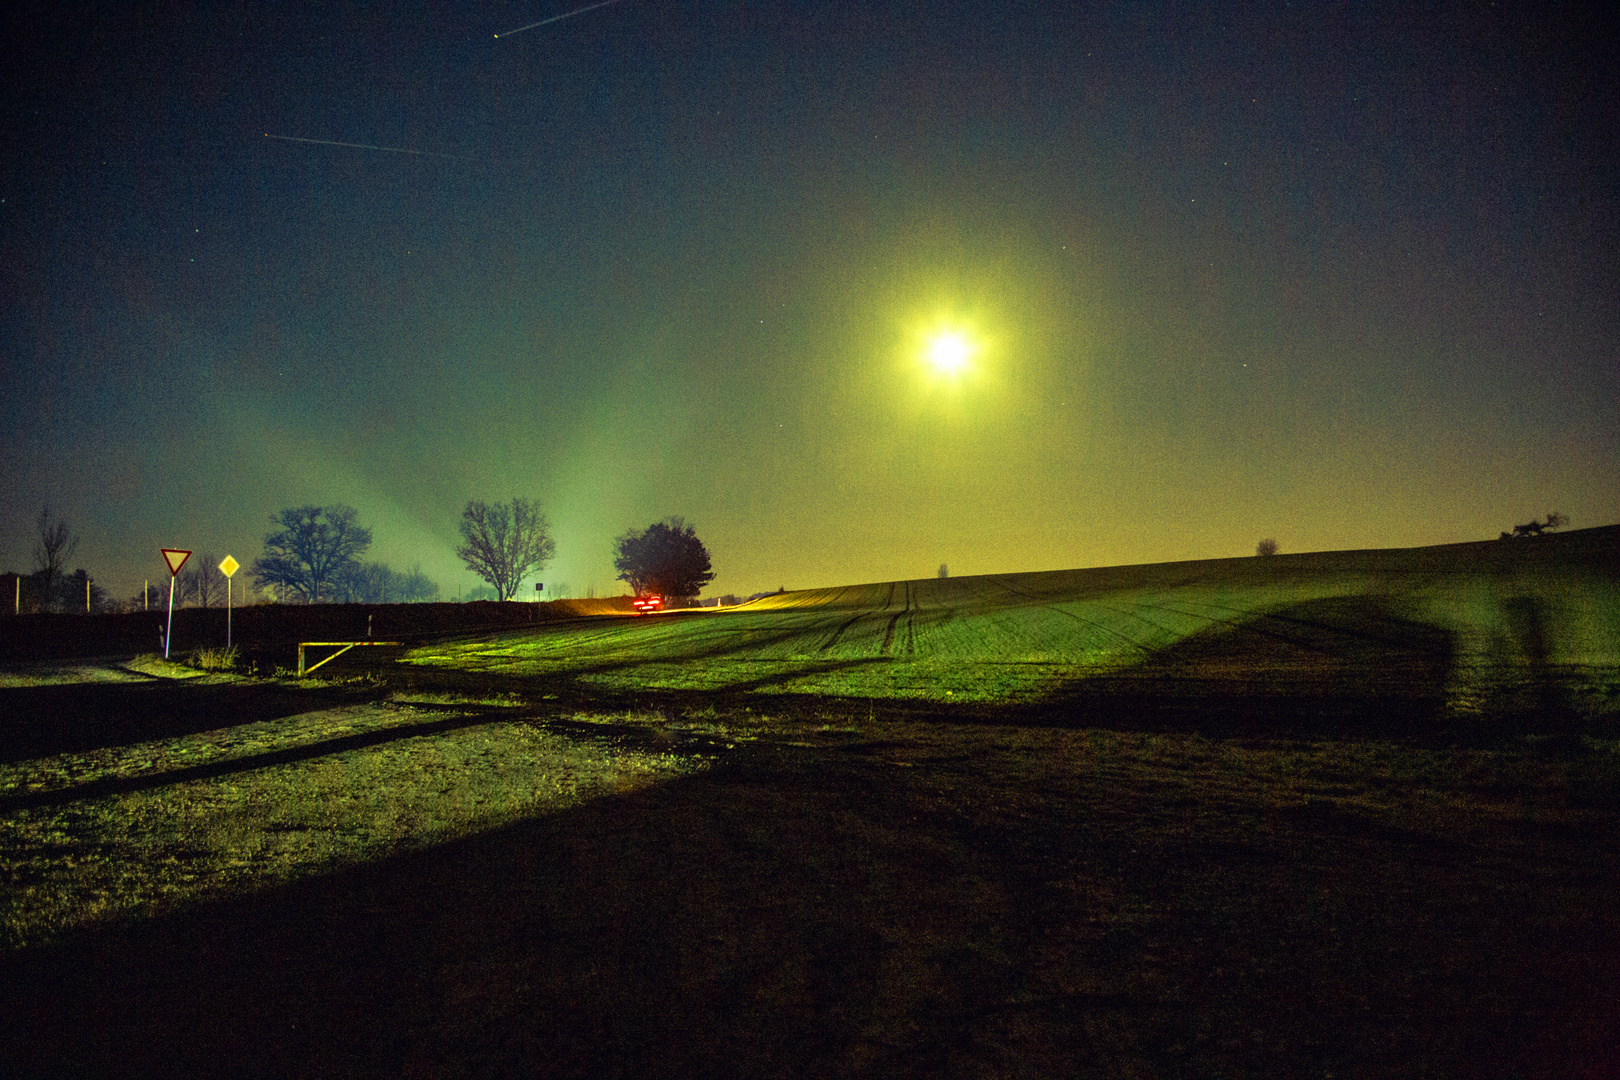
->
<box><xmin>1256</xmin><ymin>539</ymin><xmax>1279</xmax><ymax>557</ymax></box>
<box><xmin>1505</xmin><ymin>513</ymin><xmax>1568</xmax><ymax>539</ymax></box>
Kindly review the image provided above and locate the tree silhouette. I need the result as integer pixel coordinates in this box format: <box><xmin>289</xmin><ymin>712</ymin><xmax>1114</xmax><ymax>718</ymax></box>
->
<box><xmin>1506</xmin><ymin>512</ymin><xmax>1569</xmax><ymax>539</ymax></box>
<box><xmin>178</xmin><ymin>552</ymin><xmax>220</xmax><ymax>608</ymax></box>
<box><xmin>249</xmin><ymin>505</ymin><xmax>372</xmax><ymax>603</ymax></box>
<box><xmin>456</xmin><ymin>498</ymin><xmax>555</xmax><ymax>602</ymax></box>
<box><xmin>30</xmin><ymin>505</ymin><xmax>79</xmax><ymax>611</ymax></box>
<box><xmin>335</xmin><ymin>561</ymin><xmax>442</xmax><ymax>603</ymax></box>
<box><xmin>614</xmin><ymin>517</ymin><xmax>715</xmax><ymax>601</ymax></box>
<box><xmin>1256</xmin><ymin>539</ymin><xmax>1279</xmax><ymax>557</ymax></box>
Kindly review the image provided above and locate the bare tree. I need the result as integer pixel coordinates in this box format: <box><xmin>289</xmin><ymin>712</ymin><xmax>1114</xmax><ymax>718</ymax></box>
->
<box><xmin>31</xmin><ymin>505</ymin><xmax>79</xmax><ymax>611</ymax></box>
<box><xmin>1256</xmin><ymin>538</ymin><xmax>1279</xmax><ymax>557</ymax></box>
<box><xmin>457</xmin><ymin>498</ymin><xmax>556</xmax><ymax>602</ymax></box>
<box><xmin>334</xmin><ymin>561</ymin><xmax>392</xmax><ymax>603</ymax></box>
<box><xmin>178</xmin><ymin>552</ymin><xmax>219</xmax><ymax>607</ymax></box>
<box><xmin>331</xmin><ymin>561</ymin><xmax>438</xmax><ymax>603</ymax></box>
<box><xmin>249</xmin><ymin>505</ymin><xmax>372</xmax><ymax>603</ymax></box>
<box><xmin>398</xmin><ymin>563</ymin><xmax>440</xmax><ymax>603</ymax></box>
<box><xmin>196</xmin><ymin>552</ymin><xmax>220</xmax><ymax>607</ymax></box>
<box><xmin>938</xmin><ymin>563</ymin><xmax>949</xmax><ymax>579</ymax></box>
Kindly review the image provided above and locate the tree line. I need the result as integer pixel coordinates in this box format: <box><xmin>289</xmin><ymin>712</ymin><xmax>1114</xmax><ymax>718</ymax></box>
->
<box><xmin>247</xmin><ymin>505</ymin><xmax>439</xmax><ymax>604</ymax></box>
<box><xmin>8</xmin><ymin>499</ymin><xmax>717</xmax><ymax>612</ymax></box>
<box><xmin>251</xmin><ymin>500</ymin><xmax>713</xmax><ymax>606</ymax></box>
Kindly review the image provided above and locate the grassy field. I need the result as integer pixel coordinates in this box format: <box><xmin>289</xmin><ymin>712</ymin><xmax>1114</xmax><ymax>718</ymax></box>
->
<box><xmin>1</xmin><ymin>528</ymin><xmax>1617</xmax><ymax>1077</ymax></box>
<box><xmin>403</xmin><ymin>529</ymin><xmax>1620</xmax><ymax>719</ymax></box>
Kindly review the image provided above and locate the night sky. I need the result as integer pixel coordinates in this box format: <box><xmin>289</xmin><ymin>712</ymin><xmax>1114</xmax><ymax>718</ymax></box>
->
<box><xmin>4</xmin><ymin>1</ymin><xmax>1616</xmax><ymax>602</ymax></box>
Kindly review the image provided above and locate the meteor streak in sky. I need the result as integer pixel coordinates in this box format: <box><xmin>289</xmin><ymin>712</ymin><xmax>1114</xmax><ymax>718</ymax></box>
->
<box><xmin>494</xmin><ymin>0</ymin><xmax>627</xmax><ymax>39</ymax></box>
<box><xmin>262</xmin><ymin>133</ymin><xmax>467</xmax><ymax>161</ymax></box>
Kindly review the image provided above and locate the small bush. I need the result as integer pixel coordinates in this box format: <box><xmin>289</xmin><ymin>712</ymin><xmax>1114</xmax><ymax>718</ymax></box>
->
<box><xmin>1256</xmin><ymin>539</ymin><xmax>1279</xmax><ymax>557</ymax></box>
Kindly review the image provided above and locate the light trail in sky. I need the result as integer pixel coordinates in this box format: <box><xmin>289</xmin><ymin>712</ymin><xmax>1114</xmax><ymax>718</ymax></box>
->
<box><xmin>494</xmin><ymin>0</ymin><xmax>627</xmax><ymax>39</ymax></box>
<box><xmin>262</xmin><ymin>134</ymin><xmax>469</xmax><ymax>161</ymax></box>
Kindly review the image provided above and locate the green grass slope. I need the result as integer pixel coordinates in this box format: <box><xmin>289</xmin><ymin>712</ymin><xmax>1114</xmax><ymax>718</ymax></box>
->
<box><xmin>404</xmin><ymin>526</ymin><xmax>1620</xmax><ymax>722</ymax></box>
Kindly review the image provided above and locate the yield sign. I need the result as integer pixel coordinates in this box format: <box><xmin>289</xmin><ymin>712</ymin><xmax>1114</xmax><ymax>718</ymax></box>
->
<box><xmin>161</xmin><ymin>548</ymin><xmax>192</xmax><ymax>577</ymax></box>
<box><xmin>219</xmin><ymin>555</ymin><xmax>240</xmax><ymax>578</ymax></box>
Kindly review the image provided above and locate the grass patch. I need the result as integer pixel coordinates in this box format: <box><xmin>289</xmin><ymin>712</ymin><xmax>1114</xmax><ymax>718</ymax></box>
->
<box><xmin>0</xmin><ymin>701</ymin><xmax>711</xmax><ymax>949</ymax></box>
<box><xmin>186</xmin><ymin>646</ymin><xmax>239</xmax><ymax>672</ymax></box>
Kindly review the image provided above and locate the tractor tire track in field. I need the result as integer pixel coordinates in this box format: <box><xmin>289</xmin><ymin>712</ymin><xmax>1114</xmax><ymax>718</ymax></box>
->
<box><xmin>880</xmin><ymin>613</ymin><xmax>903</xmax><ymax>655</ymax></box>
<box><xmin>874</xmin><ymin>581</ymin><xmax>917</xmax><ymax>657</ymax></box>
<box><xmin>904</xmin><ymin>581</ymin><xmax>917</xmax><ymax>656</ymax></box>
<box><xmin>989</xmin><ymin>578</ymin><xmax>1147</xmax><ymax>655</ymax></box>
<box><xmin>819</xmin><ymin>613</ymin><xmax>867</xmax><ymax>653</ymax></box>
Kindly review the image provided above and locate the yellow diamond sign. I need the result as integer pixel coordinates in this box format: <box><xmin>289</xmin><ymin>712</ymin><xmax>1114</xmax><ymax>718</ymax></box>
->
<box><xmin>219</xmin><ymin>555</ymin><xmax>240</xmax><ymax>578</ymax></box>
<box><xmin>161</xmin><ymin>548</ymin><xmax>192</xmax><ymax>576</ymax></box>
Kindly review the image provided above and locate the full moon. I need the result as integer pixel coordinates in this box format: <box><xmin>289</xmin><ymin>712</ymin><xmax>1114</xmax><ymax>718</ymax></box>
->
<box><xmin>924</xmin><ymin>331</ymin><xmax>975</xmax><ymax>375</ymax></box>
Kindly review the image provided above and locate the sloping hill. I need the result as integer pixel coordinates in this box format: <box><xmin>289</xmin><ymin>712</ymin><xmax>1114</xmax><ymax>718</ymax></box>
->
<box><xmin>405</xmin><ymin>527</ymin><xmax>1619</xmax><ymax>725</ymax></box>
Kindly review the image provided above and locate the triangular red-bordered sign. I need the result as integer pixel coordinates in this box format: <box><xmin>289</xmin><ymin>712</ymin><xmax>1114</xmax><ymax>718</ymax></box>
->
<box><xmin>161</xmin><ymin>548</ymin><xmax>192</xmax><ymax>576</ymax></box>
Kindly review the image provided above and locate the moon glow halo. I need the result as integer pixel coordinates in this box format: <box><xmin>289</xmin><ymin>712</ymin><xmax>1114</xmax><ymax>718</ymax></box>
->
<box><xmin>924</xmin><ymin>331</ymin><xmax>976</xmax><ymax>376</ymax></box>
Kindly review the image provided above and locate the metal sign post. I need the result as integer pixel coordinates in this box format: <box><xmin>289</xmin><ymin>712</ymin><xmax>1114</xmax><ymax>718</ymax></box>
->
<box><xmin>160</xmin><ymin>548</ymin><xmax>192</xmax><ymax>658</ymax></box>
<box><xmin>219</xmin><ymin>555</ymin><xmax>240</xmax><ymax>649</ymax></box>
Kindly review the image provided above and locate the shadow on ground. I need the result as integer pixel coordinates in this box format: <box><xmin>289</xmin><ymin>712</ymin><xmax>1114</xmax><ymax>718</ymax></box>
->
<box><xmin>0</xmin><ymin>704</ymin><xmax>498</xmax><ymax>814</ymax></box>
<box><xmin>1034</xmin><ymin>594</ymin><xmax>1600</xmax><ymax>744</ymax></box>
<box><xmin>368</xmin><ymin>593</ymin><xmax>1615</xmax><ymax>750</ymax></box>
<box><xmin>0</xmin><ymin>676</ymin><xmax>390</xmax><ymax>763</ymax></box>
<box><xmin>2</xmin><ymin>735</ymin><xmax>1616</xmax><ymax>1079</ymax></box>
